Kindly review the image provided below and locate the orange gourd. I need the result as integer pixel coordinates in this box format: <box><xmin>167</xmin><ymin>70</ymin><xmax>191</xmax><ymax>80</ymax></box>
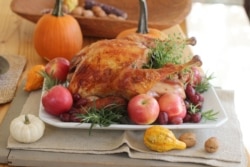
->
<box><xmin>116</xmin><ymin>0</ymin><xmax>166</xmax><ymax>40</ymax></box>
<box><xmin>33</xmin><ymin>0</ymin><xmax>83</xmax><ymax>61</ymax></box>
<box><xmin>24</xmin><ymin>65</ymin><xmax>45</xmax><ymax>92</ymax></box>
<box><xmin>117</xmin><ymin>27</ymin><xmax>167</xmax><ymax>40</ymax></box>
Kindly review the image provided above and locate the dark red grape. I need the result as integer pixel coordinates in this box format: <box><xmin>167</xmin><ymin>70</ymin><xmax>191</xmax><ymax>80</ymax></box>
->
<box><xmin>198</xmin><ymin>93</ymin><xmax>204</xmax><ymax>102</ymax></box>
<box><xmin>185</xmin><ymin>83</ymin><xmax>196</xmax><ymax>98</ymax></box>
<box><xmin>73</xmin><ymin>93</ymin><xmax>81</xmax><ymax>102</ymax></box>
<box><xmin>70</xmin><ymin>113</ymin><xmax>82</xmax><ymax>122</ymax></box>
<box><xmin>68</xmin><ymin>107</ymin><xmax>81</xmax><ymax>114</ymax></box>
<box><xmin>191</xmin><ymin>112</ymin><xmax>202</xmax><ymax>123</ymax></box>
<box><xmin>170</xmin><ymin>116</ymin><xmax>183</xmax><ymax>125</ymax></box>
<box><xmin>74</xmin><ymin>98</ymin><xmax>88</xmax><ymax>108</ymax></box>
<box><xmin>189</xmin><ymin>94</ymin><xmax>200</xmax><ymax>104</ymax></box>
<box><xmin>157</xmin><ymin>112</ymin><xmax>168</xmax><ymax>125</ymax></box>
<box><xmin>59</xmin><ymin>113</ymin><xmax>71</xmax><ymax>122</ymax></box>
<box><xmin>183</xmin><ymin>113</ymin><xmax>192</xmax><ymax>123</ymax></box>
<box><xmin>184</xmin><ymin>100</ymin><xmax>191</xmax><ymax>109</ymax></box>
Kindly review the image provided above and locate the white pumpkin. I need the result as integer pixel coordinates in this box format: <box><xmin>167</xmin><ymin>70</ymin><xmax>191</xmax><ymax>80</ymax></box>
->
<box><xmin>10</xmin><ymin>114</ymin><xmax>45</xmax><ymax>143</ymax></box>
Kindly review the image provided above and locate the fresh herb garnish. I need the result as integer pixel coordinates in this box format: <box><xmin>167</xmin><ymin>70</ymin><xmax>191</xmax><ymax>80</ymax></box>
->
<box><xmin>144</xmin><ymin>33</ymin><xmax>188</xmax><ymax>69</ymax></box>
<box><xmin>77</xmin><ymin>103</ymin><xmax>127</xmax><ymax>135</ymax></box>
<box><xmin>202</xmin><ymin>109</ymin><xmax>219</xmax><ymax>121</ymax></box>
<box><xmin>195</xmin><ymin>73</ymin><xmax>215</xmax><ymax>93</ymax></box>
<box><xmin>40</xmin><ymin>71</ymin><xmax>60</xmax><ymax>90</ymax></box>
<box><xmin>188</xmin><ymin>103</ymin><xmax>219</xmax><ymax>122</ymax></box>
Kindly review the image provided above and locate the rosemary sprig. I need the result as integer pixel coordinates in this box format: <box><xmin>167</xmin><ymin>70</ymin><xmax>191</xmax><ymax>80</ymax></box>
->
<box><xmin>195</xmin><ymin>73</ymin><xmax>215</xmax><ymax>93</ymax></box>
<box><xmin>188</xmin><ymin>104</ymin><xmax>219</xmax><ymax>121</ymax></box>
<box><xmin>188</xmin><ymin>103</ymin><xmax>201</xmax><ymax>114</ymax></box>
<box><xmin>40</xmin><ymin>71</ymin><xmax>60</xmax><ymax>90</ymax></box>
<box><xmin>77</xmin><ymin>103</ymin><xmax>127</xmax><ymax>135</ymax></box>
<box><xmin>202</xmin><ymin>109</ymin><xmax>219</xmax><ymax>121</ymax></box>
<box><xmin>144</xmin><ymin>33</ymin><xmax>186</xmax><ymax>69</ymax></box>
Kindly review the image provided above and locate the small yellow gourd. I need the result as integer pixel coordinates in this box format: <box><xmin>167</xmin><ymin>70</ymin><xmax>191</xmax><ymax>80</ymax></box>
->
<box><xmin>63</xmin><ymin>0</ymin><xmax>79</xmax><ymax>13</ymax></box>
<box><xmin>144</xmin><ymin>126</ymin><xmax>186</xmax><ymax>152</ymax></box>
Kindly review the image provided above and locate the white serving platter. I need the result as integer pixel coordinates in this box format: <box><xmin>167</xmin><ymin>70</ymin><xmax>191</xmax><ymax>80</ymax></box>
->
<box><xmin>39</xmin><ymin>86</ymin><xmax>228</xmax><ymax>130</ymax></box>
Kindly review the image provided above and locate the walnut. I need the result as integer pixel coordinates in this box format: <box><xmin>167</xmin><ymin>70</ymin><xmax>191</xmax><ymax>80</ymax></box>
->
<box><xmin>179</xmin><ymin>132</ymin><xmax>196</xmax><ymax>148</ymax></box>
<box><xmin>204</xmin><ymin>137</ymin><xmax>219</xmax><ymax>153</ymax></box>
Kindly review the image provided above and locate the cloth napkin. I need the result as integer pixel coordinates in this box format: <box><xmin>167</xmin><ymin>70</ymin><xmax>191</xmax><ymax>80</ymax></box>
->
<box><xmin>7</xmin><ymin>89</ymin><xmax>248</xmax><ymax>167</ymax></box>
<box><xmin>0</xmin><ymin>55</ymin><xmax>26</xmax><ymax>104</ymax></box>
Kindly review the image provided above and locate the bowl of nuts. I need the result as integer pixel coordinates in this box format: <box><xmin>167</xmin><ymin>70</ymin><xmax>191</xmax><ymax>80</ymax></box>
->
<box><xmin>10</xmin><ymin>0</ymin><xmax>192</xmax><ymax>38</ymax></box>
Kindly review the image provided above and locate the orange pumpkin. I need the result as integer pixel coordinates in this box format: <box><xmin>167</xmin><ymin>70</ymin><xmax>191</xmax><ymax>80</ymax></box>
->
<box><xmin>33</xmin><ymin>0</ymin><xmax>83</xmax><ymax>61</ymax></box>
<box><xmin>116</xmin><ymin>27</ymin><xmax>167</xmax><ymax>40</ymax></box>
<box><xmin>116</xmin><ymin>0</ymin><xmax>166</xmax><ymax>40</ymax></box>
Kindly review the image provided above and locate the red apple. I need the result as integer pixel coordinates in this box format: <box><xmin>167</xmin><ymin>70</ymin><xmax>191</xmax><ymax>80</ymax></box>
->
<box><xmin>45</xmin><ymin>57</ymin><xmax>70</xmax><ymax>82</ymax></box>
<box><xmin>158</xmin><ymin>92</ymin><xmax>186</xmax><ymax>123</ymax></box>
<box><xmin>42</xmin><ymin>85</ymin><xmax>73</xmax><ymax>116</ymax></box>
<box><xmin>128</xmin><ymin>94</ymin><xmax>160</xmax><ymax>125</ymax></box>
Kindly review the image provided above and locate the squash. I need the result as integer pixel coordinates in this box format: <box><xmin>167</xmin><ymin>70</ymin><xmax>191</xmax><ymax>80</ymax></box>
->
<box><xmin>116</xmin><ymin>0</ymin><xmax>167</xmax><ymax>40</ymax></box>
<box><xmin>144</xmin><ymin>126</ymin><xmax>186</xmax><ymax>152</ymax></box>
<box><xmin>24</xmin><ymin>65</ymin><xmax>45</xmax><ymax>92</ymax></box>
<box><xmin>10</xmin><ymin>114</ymin><xmax>45</xmax><ymax>143</ymax></box>
<box><xmin>33</xmin><ymin>0</ymin><xmax>83</xmax><ymax>61</ymax></box>
<box><xmin>63</xmin><ymin>0</ymin><xmax>79</xmax><ymax>13</ymax></box>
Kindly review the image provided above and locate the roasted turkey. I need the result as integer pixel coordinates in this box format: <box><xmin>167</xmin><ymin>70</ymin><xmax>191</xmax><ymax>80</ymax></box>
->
<box><xmin>68</xmin><ymin>34</ymin><xmax>202</xmax><ymax>104</ymax></box>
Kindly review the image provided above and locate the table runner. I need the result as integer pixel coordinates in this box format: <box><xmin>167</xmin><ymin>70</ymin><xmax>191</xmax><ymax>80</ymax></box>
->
<box><xmin>7</xmin><ymin>89</ymin><xmax>248</xmax><ymax>167</ymax></box>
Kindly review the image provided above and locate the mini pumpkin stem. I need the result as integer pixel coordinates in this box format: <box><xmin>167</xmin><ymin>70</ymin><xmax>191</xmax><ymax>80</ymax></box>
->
<box><xmin>137</xmin><ymin>0</ymin><xmax>148</xmax><ymax>34</ymax></box>
<box><xmin>52</xmin><ymin>0</ymin><xmax>64</xmax><ymax>17</ymax></box>
<box><xmin>24</xmin><ymin>115</ymin><xmax>30</xmax><ymax>125</ymax></box>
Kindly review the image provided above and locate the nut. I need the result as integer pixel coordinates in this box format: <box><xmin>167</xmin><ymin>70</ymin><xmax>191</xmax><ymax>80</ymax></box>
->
<box><xmin>179</xmin><ymin>132</ymin><xmax>196</xmax><ymax>148</ymax></box>
<box><xmin>82</xmin><ymin>10</ymin><xmax>94</xmax><ymax>17</ymax></box>
<box><xmin>71</xmin><ymin>6</ymin><xmax>84</xmax><ymax>16</ymax></box>
<box><xmin>204</xmin><ymin>137</ymin><xmax>219</xmax><ymax>153</ymax></box>
<box><xmin>92</xmin><ymin>6</ymin><xmax>107</xmax><ymax>17</ymax></box>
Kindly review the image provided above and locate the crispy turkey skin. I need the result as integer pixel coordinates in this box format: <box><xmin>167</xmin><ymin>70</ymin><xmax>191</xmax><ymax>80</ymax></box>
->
<box><xmin>68</xmin><ymin>34</ymin><xmax>202</xmax><ymax>101</ymax></box>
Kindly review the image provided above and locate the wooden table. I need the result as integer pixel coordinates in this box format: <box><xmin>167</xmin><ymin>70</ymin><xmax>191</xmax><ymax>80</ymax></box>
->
<box><xmin>0</xmin><ymin>0</ymin><xmax>249</xmax><ymax>166</ymax></box>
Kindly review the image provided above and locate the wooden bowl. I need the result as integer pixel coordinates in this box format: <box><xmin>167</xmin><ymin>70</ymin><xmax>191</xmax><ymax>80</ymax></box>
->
<box><xmin>10</xmin><ymin>0</ymin><xmax>192</xmax><ymax>38</ymax></box>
